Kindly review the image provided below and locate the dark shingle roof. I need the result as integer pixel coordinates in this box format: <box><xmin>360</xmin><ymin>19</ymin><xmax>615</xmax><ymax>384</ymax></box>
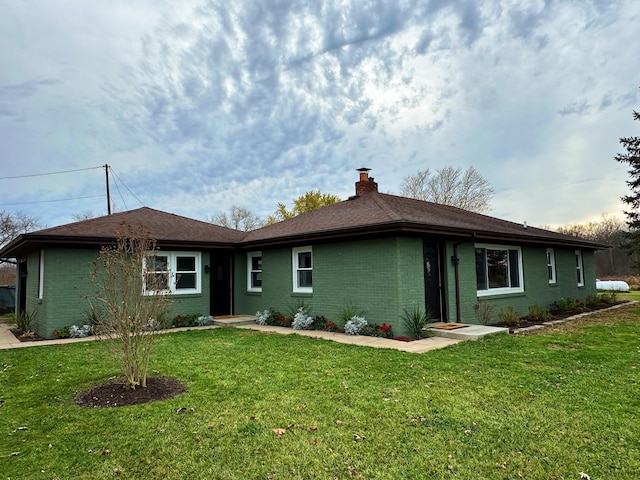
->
<box><xmin>0</xmin><ymin>207</ymin><xmax>244</xmax><ymax>257</ymax></box>
<box><xmin>0</xmin><ymin>194</ymin><xmax>605</xmax><ymax>259</ymax></box>
<box><xmin>241</xmin><ymin>192</ymin><xmax>606</xmax><ymax>249</ymax></box>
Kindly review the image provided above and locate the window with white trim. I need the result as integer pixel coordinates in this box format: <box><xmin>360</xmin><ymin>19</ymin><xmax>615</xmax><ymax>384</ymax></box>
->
<box><xmin>575</xmin><ymin>250</ymin><xmax>584</xmax><ymax>287</ymax></box>
<box><xmin>247</xmin><ymin>251</ymin><xmax>262</xmax><ymax>292</ymax></box>
<box><xmin>475</xmin><ymin>244</ymin><xmax>524</xmax><ymax>296</ymax></box>
<box><xmin>292</xmin><ymin>246</ymin><xmax>313</xmax><ymax>293</ymax></box>
<box><xmin>546</xmin><ymin>248</ymin><xmax>556</xmax><ymax>284</ymax></box>
<box><xmin>143</xmin><ymin>252</ymin><xmax>201</xmax><ymax>295</ymax></box>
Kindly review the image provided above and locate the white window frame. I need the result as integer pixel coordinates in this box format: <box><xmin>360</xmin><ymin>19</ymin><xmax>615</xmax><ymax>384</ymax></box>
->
<box><xmin>292</xmin><ymin>246</ymin><xmax>313</xmax><ymax>293</ymax></box>
<box><xmin>475</xmin><ymin>244</ymin><xmax>524</xmax><ymax>297</ymax></box>
<box><xmin>143</xmin><ymin>251</ymin><xmax>201</xmax><ymax>295</ymax></box>
<box><xmin>546</xmin><ymin>248</ymin><xmax>557</xmax><ymax>284</ymax></box>
<box><xmin>38</xmin><ymin>249</ymin><xmax>44</xmax><ymax>300</ymax></box>
<box><xmin>575</xmin><ymin>250</ymin><xmax>584</xmax><ymax>287</ymax></box>
<box><xmin>247</xmin><ymin>251</ymin><xmax>262</xmax><ymax>292</ymax></box>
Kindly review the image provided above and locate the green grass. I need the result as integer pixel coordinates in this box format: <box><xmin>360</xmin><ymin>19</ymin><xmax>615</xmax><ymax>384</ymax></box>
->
<box><xmin>2</xmin><ymin>307</ymin><xmax>640</xmax><ymax>479</ymax></box>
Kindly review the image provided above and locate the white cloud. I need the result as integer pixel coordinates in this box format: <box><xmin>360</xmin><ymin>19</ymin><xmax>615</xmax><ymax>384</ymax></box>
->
<box><xmin>0</xmin><ymin>0</ymin><xmax>638</xmax><ymax>230</ymax></box>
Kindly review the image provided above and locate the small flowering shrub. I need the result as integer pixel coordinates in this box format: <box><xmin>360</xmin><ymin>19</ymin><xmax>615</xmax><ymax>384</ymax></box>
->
<box><xmin>292</xmin><ymin>307</ymin><xmax>314</xmax><ymax>330</ymax></box>
<box><xmin>360</xmin><ymin>322</ymin><xmax>394</xmax><ymax>339</ymax></box>
<box><xmin>345</xmin><ymin>316</ymin><xmax>368</xmax><ymax>335</ymax></box>
<box><xmin>309</xmin><ymin>316</ymin><xmax>337</xmax><ymax>332</ymax></box>
<box><xmin>171</xmin><ymin>313</ymin><xmax>203</xmax><ymax>328</ymax></box>
<box><xmin>53</xmin><ymin>324</ymin><xmax>93</xmax><ymax>339</ymax></box>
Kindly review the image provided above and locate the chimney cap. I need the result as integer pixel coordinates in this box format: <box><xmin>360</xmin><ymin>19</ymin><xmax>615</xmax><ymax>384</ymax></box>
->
<box><xmin>356</xmin><ymin>167</ymin><xmax>371</xmax><ymax>172</ymax></box>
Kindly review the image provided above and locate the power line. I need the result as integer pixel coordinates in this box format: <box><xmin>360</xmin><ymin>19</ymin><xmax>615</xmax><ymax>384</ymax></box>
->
<box><xmin>0</xmin><ymin>195</ymin><xmax>105</xmax><ymax>207</ymax></box>
<box><xmin>0</xmin><ymin>166</ymin><xmax>103</xmax><ymax>180</ymax></box>
<box><xmin>110</xmin><ymin>167</ymin><xmax>145</xmax><ymax>207</ymax></box>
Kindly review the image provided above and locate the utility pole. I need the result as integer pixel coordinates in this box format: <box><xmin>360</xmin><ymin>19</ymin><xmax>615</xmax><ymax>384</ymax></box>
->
<box><xmin>105</xmin><ymin>164</ymin><xmax>111</xmax><ymax>215</ymax></box>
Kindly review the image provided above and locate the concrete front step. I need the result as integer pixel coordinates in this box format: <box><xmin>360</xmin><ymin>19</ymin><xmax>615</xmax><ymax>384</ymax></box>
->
<box><xmin>212</xmin><ymin>315</ymin><xmax>257</xmax><ymax>327</ymax></box>
<box><xmin>427</xmin><ymin>322</ymin><xmax>508</xmax><ymax>341</ymax></box>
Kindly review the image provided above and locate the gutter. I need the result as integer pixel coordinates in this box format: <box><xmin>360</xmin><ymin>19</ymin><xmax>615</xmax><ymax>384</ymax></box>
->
<box><xmin>451</xmin><ymin>233</ymin><xmax>476</xmax><ymax>323</ymax></box>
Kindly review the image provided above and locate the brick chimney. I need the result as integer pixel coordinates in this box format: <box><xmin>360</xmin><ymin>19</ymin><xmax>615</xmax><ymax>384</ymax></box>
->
<box><xmin>355</xmin><ymin>167</ymin><xmax>378</xmax><ymax>195</ymax></box>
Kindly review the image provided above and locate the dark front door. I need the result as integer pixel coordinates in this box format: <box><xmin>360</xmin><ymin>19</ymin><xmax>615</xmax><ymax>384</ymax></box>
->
<box><xmin>423</xmin><ymin>241</ymin><xmax>444</xmax><ymax>321</ymax></box>
<box><xmin>18</xmin><ymin>261</ymin><xmax>27</xmax><ymax>315</ymax></box>
<box><xmin>209</xmin><ymin>252</ymin><xmax>232</xmax><ymax>316</ymax></box>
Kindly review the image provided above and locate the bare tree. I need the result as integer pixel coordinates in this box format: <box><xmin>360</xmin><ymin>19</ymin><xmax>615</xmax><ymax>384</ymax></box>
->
<box><xmin>210</xmin><ymin>206</ymin><xmax>262</xmax><ymax>231</ymax></box>
<box><xmin>90</xmin><ymin>226</ymin><xmax>172</xmax><ymax>389</ymax></box>
<box><xmin>400</xmin><ymin>166</ymin><xmax>494</xmax><ymax>213</ymax></box>
<box><xmin>0</xmin><ymin>210</ymin><xmax>42</xmax><ymax>248</ymax></box>
<box><xmin>72</xmin><ymin>210</ymin><xmax>97</xmax><ymax>222</ymax></box>
<box><xmin>556</xmin><ymin>213</ymin><xmax>631</xmax><ymax>276</ymax></box>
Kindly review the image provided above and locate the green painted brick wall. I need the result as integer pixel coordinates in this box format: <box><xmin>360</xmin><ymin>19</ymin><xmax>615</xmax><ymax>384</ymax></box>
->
<box><xmin>30</xmin><ymin>248</ymin><xmax>211</xmax><ymax>339</ymax></box>
<box><xmin>235</xmin><ymin>237</ymin><xmax>427</xmax><ymax>336</ymax></box>
<box><xmin>445</xmin><ymin>242</ymin><xmax>598</xmax><ymax>324</ymax></box>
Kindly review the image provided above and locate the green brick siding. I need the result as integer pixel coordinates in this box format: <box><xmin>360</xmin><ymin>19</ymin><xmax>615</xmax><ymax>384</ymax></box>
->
<box><xmin>29</xmin><ymin>248</ymin><xmax>210</xmax><ymax>339</ymax></box>
<box><xmin>445</xmin><ymin>242</ymin><xmax>598</xmax><ymax>324</ymax></box>
<box><xmin>235</xmin><ymin>237</ymin><xmax>427</xmax><ymax>336</ymax></box>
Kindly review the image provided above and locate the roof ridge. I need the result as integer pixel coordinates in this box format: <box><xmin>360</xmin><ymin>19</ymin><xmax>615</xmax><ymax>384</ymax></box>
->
<box><xmin>368</xmin><ymin>192</ymin><xmax>404</xmax><ymax>221</ymax></box>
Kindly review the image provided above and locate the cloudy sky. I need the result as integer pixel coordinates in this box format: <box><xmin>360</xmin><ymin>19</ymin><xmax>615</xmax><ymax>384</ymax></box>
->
<box><xmin>1</xmin><ymin>0</ymin><xmax>638</xmax><ymax>230</ymax></box>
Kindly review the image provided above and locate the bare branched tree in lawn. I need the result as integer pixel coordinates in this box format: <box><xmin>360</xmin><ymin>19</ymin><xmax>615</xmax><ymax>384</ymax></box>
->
<box><xmin>400</xmin><ymin>166</ymin><xmax>494</xmax><ymax>213</ymax></box>
<box><xmin>90</xmin><ymin>225</ymin><xmax>172</xmax><ymax>390</ymax></box>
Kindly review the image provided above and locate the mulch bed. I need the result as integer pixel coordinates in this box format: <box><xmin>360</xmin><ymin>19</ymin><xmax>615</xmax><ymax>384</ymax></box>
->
<box><xmin>10</xmin><ymin>329</ymin><xmax>46</xmax><ymax>342</ymax></box>
<box><xmin>76</xmin><ymin>377</ymin><xmax>187</xmax><ymax>408</ymax></box>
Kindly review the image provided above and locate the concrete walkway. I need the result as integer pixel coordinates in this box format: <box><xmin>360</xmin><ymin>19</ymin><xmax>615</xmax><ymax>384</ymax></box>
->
<box><xmin>0</xmin><ymin>318</ymin><xmax>463</xmax><ymax>353</ymax></box>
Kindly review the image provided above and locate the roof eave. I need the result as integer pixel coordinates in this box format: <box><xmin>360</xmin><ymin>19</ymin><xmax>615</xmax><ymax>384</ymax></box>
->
<box><xmin>240</xmin><ymin>221</ymin><xmax>608</xmax><ymax>250</ymax></box>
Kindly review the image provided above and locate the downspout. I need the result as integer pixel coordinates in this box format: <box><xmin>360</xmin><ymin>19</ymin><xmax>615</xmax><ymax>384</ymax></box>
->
<box><xmin>451</xmin><ymin>234</ymin><xmax>476</xmax><ymax>323</ymax></box>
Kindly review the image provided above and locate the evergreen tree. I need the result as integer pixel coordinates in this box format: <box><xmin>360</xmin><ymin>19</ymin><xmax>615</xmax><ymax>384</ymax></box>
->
<box><xmin>615</xmin><ymin>103</ymin><xmax>640</xmax><ymax>266</ymax></box>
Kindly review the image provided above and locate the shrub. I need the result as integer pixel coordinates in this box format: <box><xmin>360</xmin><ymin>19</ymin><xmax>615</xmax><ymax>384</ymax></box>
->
<box><xmin>527</xmin><ymin>305</ymin><xmax>550</xmax><ymax>322</ymax></box>
<box><xmin>256</xmin><ymin>309</ymin><xmax>271</xmax><ymax>326</ymax></box>
<box><xmin>348</xmin><ymin>320</ymin><xmax>394</xmax><ymax>338</ymax></box>
<box><xmin>286</xmin><ymin>299</ymin><xmax>311</xmax><ymax>320</ymax></box>
<box><xmin>197</xmin><ymin>315</ymin><xmax>214</xmax><ymax>326</ymax></box>
<box><xmin>345</xmin><ymin>316</ymin><xmax>368</xmax><ymax>335</ymax></box>
<box><xmin>585</xmin><ymin>294</ymin><xmax>604</xmax><ymax>309</ymax></box>
<box><xmin>401</xmin><ymin>305</ymin><xmax>432</xmax><ymax>340</ymax></box>
<box><xmin>599</xmin><ymin>290</ymin><xmax>618</xmax><ymax>305</ymax></box>
<box><xmin>256</xmin><ymin>308</ymin><xmax>290</xmax><ymax>327</ymax></box>
<box><xmin>474</xmin><ymin>300</ymin><xmax>495</xmax><ymax>325</ymax></box>
<box><xmin>172</xmin><ymin>313</ymin><xmax>202</xmax><ymax>328</ymax></box>
<box><xmin>15</xmin><ymin>309</ymin><xmax>37</xmax><ymax>334</ymax></box>
<box><xmin>550</xmin><ymin>298</ymin><xmax>579</xmax><ymax>314</ymax></box>
<box><xmin>339</xmin><ymin>303</ymin><xmax>365</xmax><ymax>327</ymax></box>
<box><xmin>497</xmin><ymin>307</ymin><xmax>521</xmax><ymax>328</ymax></box>
<box><xmin>52</xmin><ymin>326</ymin><xmax>71</xmax><ymax>339</ymax></box>
<box><xmin>69</xmin><ymin>324</ymin><xmax>92</xmax><ymax>338</ymax></box>
<box><xmin>310</xmin><ymin>315</ymin><xmax>336</xmax><ymax>331</ymax></box>
<box><xmin>292</xmin><ymin>307</ymin><xmax>314</xmax><ymax>330</ymax></box>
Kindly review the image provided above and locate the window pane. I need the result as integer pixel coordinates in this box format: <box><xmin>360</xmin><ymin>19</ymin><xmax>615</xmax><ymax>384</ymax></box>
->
<box><xmin>475</xmin><ymin>248</ymin><xmax>487</xmax><ymax>290</ymax></box>
<box><xmin>251</xmin><ymin>272</ymin><xmax>262</xmax><ymax>288</ymax></box>
<box><xmin>146</xmin><ymin>273</ymin><xmax>169</xmax><ymax>291</ymax></box>
<box><xmin>176</xmin><ymin>273</ymin><xmax>196</xmax><ymax>289</ymax></box>
<box><xmin>176</xmin><ymin>256</ymin><xmax>195</xmax><ymax>272</ymax></box>
<box><xmin>487</xmin><ymin>249</ymin><xmax>508</xmax><ymax>288</ymax></box>
<box><xmin>508</xmin><ymin>249</ymin><xmax>520</xmax><ymax>287</ymax></box>
<box><xmin>252</xmin><ymin>256</ymin><xmax>262</xmax><ymax>270</ymax></box>
<box><xmin>298</xmin><ymin>251</ymin><xmax>312</xmax><ymax>269</ymax></box>
<box><xmin>148</xmin><ymin>255</ymin><xmax>168</xmax><ymax>271</ymax></box>
<box><xmin>298</xmin><ymin>270</ymin><xmax>313</xmax><ymax>288</ymax></box>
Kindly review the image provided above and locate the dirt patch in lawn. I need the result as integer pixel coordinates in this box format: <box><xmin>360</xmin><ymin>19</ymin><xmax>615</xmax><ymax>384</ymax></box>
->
<box><xmin>76</xmin><ymin>377</ymin><xmax>187</xmax><ymax>408</ymax></box>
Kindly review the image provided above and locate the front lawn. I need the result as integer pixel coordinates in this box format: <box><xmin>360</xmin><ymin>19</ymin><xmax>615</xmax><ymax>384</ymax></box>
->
<box><xmin>1</xmin><ymin>306</ymin><xmax>640</xmax><ymax>479</ymax></box>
